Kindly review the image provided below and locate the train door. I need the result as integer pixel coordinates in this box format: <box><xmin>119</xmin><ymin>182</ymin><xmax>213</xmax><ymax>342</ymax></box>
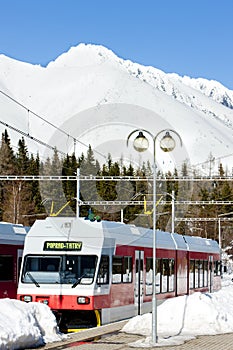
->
<box><xmin>134</xmin><ymin>250</ymin><xmax>144</xmax><ymax>315</ymax></box>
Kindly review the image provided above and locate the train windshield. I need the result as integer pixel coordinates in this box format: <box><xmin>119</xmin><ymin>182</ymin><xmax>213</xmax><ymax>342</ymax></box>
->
<box><xmin>22</xmin><ymin>255</ymin><xmax>97</xmax><ymax>285</ymax></box>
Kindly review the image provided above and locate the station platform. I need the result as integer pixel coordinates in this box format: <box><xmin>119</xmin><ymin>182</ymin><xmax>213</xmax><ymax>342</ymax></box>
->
<box><xmin>43</xmin><ymin>320</ymin><xmax>233</xmax><ymax>349</ymax></box>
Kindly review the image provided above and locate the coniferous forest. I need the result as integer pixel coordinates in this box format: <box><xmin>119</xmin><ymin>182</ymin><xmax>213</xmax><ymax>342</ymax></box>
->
<box><xmin>1</xmin><ymin>130</ymin><xmax>233</xmax><ymax>253</ymax></box>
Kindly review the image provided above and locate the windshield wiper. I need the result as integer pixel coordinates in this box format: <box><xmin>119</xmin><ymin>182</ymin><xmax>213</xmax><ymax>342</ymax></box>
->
<box><xmin>26</xmin><ymin>272</ymin><xmax>40</xmax><ymax>288</ymax></box>
<box><xmin>71</xmin><ymin>273</ymin><xmax>88</xmax><ymax>288</ymax></box>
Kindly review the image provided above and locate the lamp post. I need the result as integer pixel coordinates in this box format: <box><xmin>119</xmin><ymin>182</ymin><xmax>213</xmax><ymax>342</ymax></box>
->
<box><xmin>127</xmin><ymin>128</ymin><xmax>182</xmax><ymax>345</ymax></box>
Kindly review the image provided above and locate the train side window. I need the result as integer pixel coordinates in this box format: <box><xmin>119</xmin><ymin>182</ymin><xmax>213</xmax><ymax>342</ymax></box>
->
<box><xmin>145</xmin><ymin>258</ymin><xmax>162</xmax><ymax>295</ymax></box>
<box><xmin>161</xmin><ymin>259</ymin><xmax>169</xmax><ymax>293</ymax></box>
<box><xmin>192</xmin><ymin>259</ymin><xmax>207</xmax><ymax>288</ymax></box>
<box><xmin>0</xmin><ymin>256</ymin><xmax>14</xmax><ymax>281</ymax></box>
<box><xmin>161</xmin><ymin>259</ymin><xmax>167</xmax><ymax>293</ymax></box>
<box><xmin>199</xmin><ymin>260</ymin><xmax>204</xmax><ymax>288</ymax></box>
<box><xmin>194</xmin><ymin>260</ymin><xmax>199</xmax><ymax>288</ymax></box>
<box><xmin>112</xmin><ymin>256</ymin><xmax>133</xmax><ymax>284</ymax></box>
<box><xmin>112</xmin><ymin>256</ymin><xmax>123</xmax><ymax>283</ymax></box>
<box><xmin>203</xmin><ymin>260</ymin><xmax>208</xmax><ymax>287</ymax></box>
<box><xmin>168</xmin><ymin>259</ymin><xmax>175</xmax><ymax>292</ymax></box>
<box><xmin>156</xmin><ymin>258</ymin><xmax>161</xmax><ymax>294</ymax></box>
<box><xmin>160</xmin><ymin>258</ymin><xmax>175</xmax><ymax>293</ymax></box>
<box><xmin>123</xmin><ymin>256</ymin><xmax>132</xmax><ymax>283</ymax></box>
<box><xmin>214</xmin><ymin>260</ymin><xmax>221</xmax><ymax>276</ymax></box>
<box><xmin>192</xmin><ymin>260</ymin><xmax>208</xmax><ymax>288</ymax></box>
<box><xmin>97</xmin><ymin>255</ymin><xmax>109</xmax><ymax>285</ymax></box>
<box><xmin>145</xmin><ymin>258</ymin><xmax>153</xmax><ymax>295</ymax></box>
<box><xmin>189</xmin><ymin>260</ymin><xmax>195</xmax><ymax>289</ymax></box>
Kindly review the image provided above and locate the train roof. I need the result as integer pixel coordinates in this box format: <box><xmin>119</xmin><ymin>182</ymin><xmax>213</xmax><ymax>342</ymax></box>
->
<box><xmin>0</xmin><ymin>222</ymin><xmax>30</xmax><ymax>245</ymax></box>
<box><xmin>183</xmin><ymin>234</ymin><xmax>220</xmax><ymax>254</ymax></box>
<box><xmin>26</xmin><ymin>217</ymin><xmax>219</xmax><ymax>254</ymax></box>
<box><xmin>101</xmin><ymin>220</ymin><xmax>187</xmax><ymax>250</ymax></box>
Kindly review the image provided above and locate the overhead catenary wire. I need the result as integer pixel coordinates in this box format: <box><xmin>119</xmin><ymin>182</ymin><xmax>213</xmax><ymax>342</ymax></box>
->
<box><xmin>0</xmin><ymin>89</ymin><xmax>106</xmax><ymax>159</ymax></box>
<box><xmin>0</xmin><ymin>119</ymin><xmax>67</xmax><ymax>156</ymax></box>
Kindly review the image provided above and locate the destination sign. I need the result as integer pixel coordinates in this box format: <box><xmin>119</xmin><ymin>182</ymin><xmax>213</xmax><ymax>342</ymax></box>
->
<box><xmin>43</xmin><ymin>241</ymin><xmax>82</xmax><ymax>251</ymax></box>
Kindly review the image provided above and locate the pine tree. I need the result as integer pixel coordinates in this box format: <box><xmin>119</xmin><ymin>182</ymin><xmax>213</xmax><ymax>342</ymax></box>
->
<box><xmin>0</xmin><ymin>130</ymin><xmax>16</xmax><ymax>174</ymax></box>
<box><xmin>62</xmin><ymin>153</ymin><xmax>79</xmax><ymax>214</ymax></box>
<box><xmin>96</xmin><ymin>154</ymin><xmax>121</xmax><ymax>221</ymax></box>
<box><xmin>14</xmin><ymin>137</ymin><xmax>35</xmax><ymax>224</ymax></box>
<box><xmin>0</xmin><ymin>130</ymin><xmax>17</xmax><ymax>222</ymax></box>
<box><xmin>40</xmin><ymin>149</ymin><xmax>72</xmax><ymax>216</ymax></box>
<box><xmin>79</xmin><ymin>145</ymin><xmax>101</xmax><ymax>218</ymax></box>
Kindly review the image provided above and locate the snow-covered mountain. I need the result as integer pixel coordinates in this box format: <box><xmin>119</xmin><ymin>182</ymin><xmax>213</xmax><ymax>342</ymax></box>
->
<box><xmin>0</xmin><ymin>43</ymin><xmax>233</xmax><ymax>174</ymax></box>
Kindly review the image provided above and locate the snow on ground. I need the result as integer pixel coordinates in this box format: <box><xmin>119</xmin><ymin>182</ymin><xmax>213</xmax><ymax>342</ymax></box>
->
<box><xmin>0</xmin><ymin>299</ymin><xmax>66</xmax><ymax>349</ymax></box>
<box><xmin>122</xmin><ymin>273</ymin><xmax>233</xmax><ymax>347</ymax></box>
<box><xmin>1</xmin><ymin>274</ymin><xmax>233</xmax><ymax>349</ymax></box>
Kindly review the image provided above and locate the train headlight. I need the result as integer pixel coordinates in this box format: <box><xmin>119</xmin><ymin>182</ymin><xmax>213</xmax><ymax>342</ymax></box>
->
<box><xmin>20</xmin><ymin>295</ymin><xmax>32</xmax><ymax>302</ymax></box>
<box><xmin>77</xmin><ymin>296</ymin><xmax>90</xmax><ymax>304</ymax></box>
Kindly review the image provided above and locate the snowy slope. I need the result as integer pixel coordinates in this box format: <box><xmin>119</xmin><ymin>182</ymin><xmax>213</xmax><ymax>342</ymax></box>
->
<box><xmin>0</xmin><ymin>43</ymin><xmax>233</xmax><ymax>172</ymax></box>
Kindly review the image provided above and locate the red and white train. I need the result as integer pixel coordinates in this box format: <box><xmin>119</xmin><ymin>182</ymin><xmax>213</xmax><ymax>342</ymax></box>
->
<box><xmin>0</xmin><ymin>222</ymin><xmax>29</xmax><ymax>299</ymax></box>
<box><xmin>17</xmin><ymin>216</ymin><xmax>221</xmax><ymax>332</ymax></box>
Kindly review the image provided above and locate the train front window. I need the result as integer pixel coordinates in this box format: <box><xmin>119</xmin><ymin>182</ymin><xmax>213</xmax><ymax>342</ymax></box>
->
<box><xmin>22</xmin><ymin>256</ymin><xmax>61</xmax><ymax>284</ymax></box>
<box><xmin>61</xmin><ymin>255</ymin><xmax>97</xmax><ymax>285</ymax></box>
<box><xmin>22</xmin><ymin>255</ymin><xmax>97</xmax><ymax>285</ymax></box>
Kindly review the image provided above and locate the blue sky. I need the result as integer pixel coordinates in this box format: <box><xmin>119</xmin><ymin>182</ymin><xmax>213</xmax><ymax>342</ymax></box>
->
<box><xmin>1</xmin><ymin>0</ymin><xmax>233</xmax><ymax>89</ymax></box>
